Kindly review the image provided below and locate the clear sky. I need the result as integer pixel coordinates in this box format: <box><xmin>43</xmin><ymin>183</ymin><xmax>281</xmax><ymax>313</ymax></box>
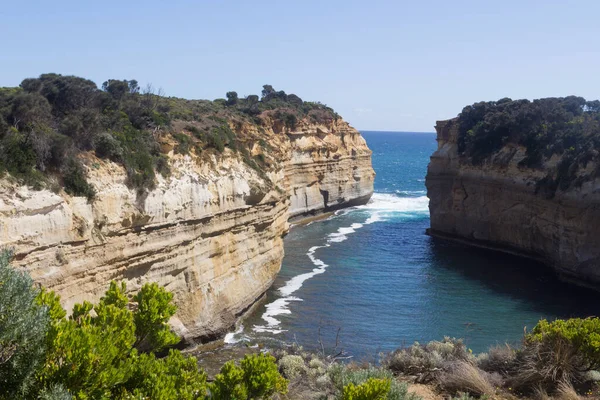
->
<box><xmin>2</xmin><ymin>0</ymin><xmax>599</xmax><ymax>132</ymax></box>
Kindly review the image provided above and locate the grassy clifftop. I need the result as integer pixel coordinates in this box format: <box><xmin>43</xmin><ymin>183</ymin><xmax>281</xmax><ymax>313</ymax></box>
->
<box><xmin>0</xmin><ymin>74</ymin><xmax>339</xmax><ymax>199</ymax></box>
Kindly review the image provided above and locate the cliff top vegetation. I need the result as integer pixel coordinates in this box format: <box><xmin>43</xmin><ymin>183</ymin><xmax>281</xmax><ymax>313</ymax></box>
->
<box><xmin>456</xmin><ymin>96</ymin><xmax>600</xmax><ymax>196</ymax></box>
<box><xmin>0</xmin><ymin>73</ymin><xmax>339</xmax><ymax>198</ymax></box>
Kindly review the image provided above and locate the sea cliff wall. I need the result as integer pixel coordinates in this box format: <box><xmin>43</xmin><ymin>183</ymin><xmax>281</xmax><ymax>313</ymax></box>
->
<box><xmin>426</xmin><ymin>119</ymin><xmax>600</xmax><ymax>288</ymax></box>
<box><xmin>1</xmin><ymin>117</ymin><xmax>374</xmax><ymax>343</ymax></box>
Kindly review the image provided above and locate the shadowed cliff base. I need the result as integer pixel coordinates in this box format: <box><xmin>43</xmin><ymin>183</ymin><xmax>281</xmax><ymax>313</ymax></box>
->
<box><xmin>427</xmin><ymin>228</ymin><xmax>600</xmax><ymax>293</ymax></box>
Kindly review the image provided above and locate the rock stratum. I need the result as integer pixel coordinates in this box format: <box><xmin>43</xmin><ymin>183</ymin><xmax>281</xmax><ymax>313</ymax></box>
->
<box><xmin>426</xmin><ymin>115</ymin><xmax>600</xmax><ymax>289</ymax></box>
<box><xmin>1</xmin><ymin>116</ymin><xmax>374</xmax><ymax>343</ymax></box>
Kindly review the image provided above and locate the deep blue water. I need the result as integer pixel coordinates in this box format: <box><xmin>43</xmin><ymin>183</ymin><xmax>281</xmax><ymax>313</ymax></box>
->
<box><xmin>231</xmin><ymin>131</ymin><xmax>600</xmax><ymax>358</ymax></box>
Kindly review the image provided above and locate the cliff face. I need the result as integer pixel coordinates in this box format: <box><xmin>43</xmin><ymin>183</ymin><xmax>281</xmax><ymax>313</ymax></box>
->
<box><xmin>426</xmin><ymin>119</ymin><xmax>600</xmax><ymax>288</ymax></box>
<box><xmin>1</xmin><ymin>117</ymin><xmax>373</xmax><ymax>343</ymax></box>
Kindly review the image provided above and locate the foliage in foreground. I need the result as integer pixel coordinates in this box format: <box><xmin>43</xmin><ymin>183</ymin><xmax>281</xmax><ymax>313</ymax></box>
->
<box><xmin>0</xmin><ymin>250</ymin><xmax>49</xmax><ymax>398</ymax></box>
<box><xmin>208</xmin><ymin>353</ymin><xmax>288</xmax><ymax>399</ymax></box>
<box><xmin>341</xmin><ymin>378</ymin><xmax>391</xmax><ymax>400</ymax></box>
<box><xmin>380</xmin><ymin>317</ymin><xmax>600</xmax><ymax>398</ymax></box>
<box><xmin>0</xmin><ymin>251</ymin><xmax>287</xmax><ymax>400</ymax></box>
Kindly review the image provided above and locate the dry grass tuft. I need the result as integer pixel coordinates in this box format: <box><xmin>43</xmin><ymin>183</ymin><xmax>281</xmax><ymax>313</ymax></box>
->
<box><xmin>438</xmin><ymin>361</ymin><xmax>495</xmax><ymax>397</ymax></box>
<box><xmin>509</xmin><ymin>338</ymin><xmax>582</xmax><ymax>392</ymax></box>
<box><xmin>532</xmin><ymin>384</ymin><xmax>552</xmax><ymax>400</ymax></box>
<box><xmin>477</xmin><ymin>343</ymin><xmax>517</xmax><ymax>375</ymax></box>
<box><xmin>556</xmin><ymin>380</ymin><xmax>582</xmax><ymax>400</ymax></box>
<box><xmin>383</xmin><ymin>337</ymin><xmax>471</xmax><ymax>383</ymax></box>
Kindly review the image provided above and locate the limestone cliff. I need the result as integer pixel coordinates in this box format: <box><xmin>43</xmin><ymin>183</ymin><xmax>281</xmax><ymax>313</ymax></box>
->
<box><xmin>426</xmin><ymin>118</ymin><xmax>600</xmax><ymax>288</ymax></box>
<box><xmin>0</xmin><ymin>116</ymin><xmax>374</xmax><ymax>343</ymax></box>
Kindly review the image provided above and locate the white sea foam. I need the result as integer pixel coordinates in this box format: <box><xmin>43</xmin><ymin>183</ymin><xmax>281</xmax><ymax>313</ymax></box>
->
<box><xmin>360</xmin><ymin>193</ymin><xmax>429</xmax><ymax>224</ymax></box>
<box><xmin>252</xmin><ymin>192</ymin><xmax>429</xmax><ymax>334</ymax></box>
<box><xmin>224</xmin><ymin>324</ymin><xmax>245</xmax><ymax>344</ymax></box>
<box><xmin>395</xmin><ymin>189</ymin><xmax>426</xmax><ymax>196</ymax></box>
<box><xmin>363</xmin><ymin>193</ymin><xmax>429</xmax><ymax>212</ymax></box>
<box><xmin>253</xmin><ymin>296</ymin><xmax>303</xmax><ymax>333</ymax></box>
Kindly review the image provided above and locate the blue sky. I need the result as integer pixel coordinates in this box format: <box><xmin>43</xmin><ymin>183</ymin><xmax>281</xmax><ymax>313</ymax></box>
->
<box><xmin>2</xmin><ymin>0</ymin><xmax>599</xmax><ymax>132</ymax></box>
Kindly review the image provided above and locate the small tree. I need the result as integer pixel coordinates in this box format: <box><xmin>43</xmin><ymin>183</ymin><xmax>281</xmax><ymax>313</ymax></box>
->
<box><xmin>261</xmin><ymin>85</ymin><xmax>275</xmax><ymax>100</ymax></box>
<box><xmin>226</xmin><ymin>91</ymin><xmax>239</xmax><ymax>106</ymax></box>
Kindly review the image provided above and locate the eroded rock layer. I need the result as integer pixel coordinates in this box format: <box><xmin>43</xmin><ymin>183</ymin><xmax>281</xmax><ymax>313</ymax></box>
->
<box><xmin>426</xmin><ymin>119</ymin><xmax>600</xmax><ymax>288</ymax></box>
<box><xmin>1</xmin><ymin>117</ymin><xmax>374</xmax><ymax>342</ymax></box>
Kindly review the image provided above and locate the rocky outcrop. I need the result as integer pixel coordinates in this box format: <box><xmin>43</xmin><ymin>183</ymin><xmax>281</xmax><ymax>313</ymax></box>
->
<box><xmin>426</xmin><ymin>119</ymin><xmax>600</xmax><ymax>288</ymax></box>
<box><xmin>1</xmin><ymin>117</ymin><xmax>374</xmax><ymax>343</ymax></box>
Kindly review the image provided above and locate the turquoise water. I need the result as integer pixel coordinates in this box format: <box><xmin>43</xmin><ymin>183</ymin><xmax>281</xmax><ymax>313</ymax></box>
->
<box><xmin>232</xmin><ymin>131</ymin><xmax>600</xmax><ymax>358</ymax></box>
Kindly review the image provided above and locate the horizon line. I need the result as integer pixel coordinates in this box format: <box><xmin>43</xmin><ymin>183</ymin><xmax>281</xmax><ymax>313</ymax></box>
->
<box><xmin>357</xmin><ymin>129</ymin><xmax>436</xmax><ymax>134</ymax></box>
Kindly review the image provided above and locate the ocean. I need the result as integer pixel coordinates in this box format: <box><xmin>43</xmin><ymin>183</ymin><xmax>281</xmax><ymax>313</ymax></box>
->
<box><xmin>227</xmin><ymin>131</ymin><xmax>600</xmax><ymax>358</ymax></box>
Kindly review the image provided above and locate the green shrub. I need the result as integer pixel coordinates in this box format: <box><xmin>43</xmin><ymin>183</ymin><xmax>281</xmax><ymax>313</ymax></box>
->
<box><xmin>118</xmin><ymin>350</ymin><xmax>207</xmax><ymax>400</ymax></box>
<box><xmin>527</xmin><ymin>318</ymin><xmax>600</xmax><ymax>370</ymax></box>
<box><xmin>283</xmin><ymin>113</ymin><xmax>297</xmax><ymax>130</ymax></box>
<box><xmin>208</xmin><ymin>361</ymin><xmax>248</xmax><ymax>400</ymax></box>
<box><xmin>37</xmin><ymin>384</ymin><xmax>72</xmax><ymax>400</ymax></box>
<box><xmin>133</xmin><ymin>282</ymin><xmax>179</xmax><ymax>353</ymax></box>
<box><xmin>113</xmin><ymin>124</ymin><xmax>158</xmax><ymax>191</ymax></box>
<box><xmin>0</xmin><ymin>250</ymin><xmax>49</xmax><ymax>399</ymax></box>
<box><xmin>507</xmin><ymin>317</ymin><xmax>600</xmax><ymax>391</ymax></box>
<box><xmin>341</xmin><ymin>378</ymin><xmax>391</xmax><ymax>400</ymax></box>
<box><xmin>329</xmin><ymin>365</ymin><xmax>416</xmax><ymax>400</ymax></box>
<box><xmin>0</xmin><ymin>130</ymin><xmax>37</xmax><ymax>175</ymax></box>
<box><xmin>94</xmin><ymin>132</ymin><xmax>123</xmax><ymax>161</ymax></box>
<box><xmin>278</xmin><ymin>354</ymin><xmax>306</xmax><ymax>379</ymax></box>
<box><xmin>155</xmin><ymin>155</ymin><xmax>171</xmax><ymax>178</ymax></box>
<box><xmin>173</xmin><ymin>132</ymin><xmax>192</xmax><ymax>155</ymax></box>
<box><xmin>35</xmin><ymin>281</ymin><xmax>199</xmax><ymax>399</ymax></box>
<box><xmin>100</xmin><ymin>281</ymin><xmax>129</xmax><ymax>309</ymax></box>
<box><xmin>39</xmin><ymin>300</ymin><xmax>137</xmax><ymax>398</ymax></box>
<box><xmin>62</xmin><ymin>160</ymin><xmax>96</xmax><ymax>200</ymax></box>
<box><xmin>241</xmin><ymin>353</ymin><xmax>288</xmax><ymax>398</ymax></box>
<box><xmin>209</xmin><ymin>353</ymin><xmax>288</xmax><ymax>400</ymax></box>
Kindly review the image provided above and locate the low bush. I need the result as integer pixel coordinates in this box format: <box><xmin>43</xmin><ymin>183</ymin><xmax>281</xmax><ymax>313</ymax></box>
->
<box><xmin>329</xmin><ymin>365</ymin><xmax>417</xmax><ymax>400</ymax></box>
<box><xmin>527</xmin><ymin>318</ymin><xmax>600</xmax><ymax>370</ymax></box>
<box><xmin>62</xmin><ymin>159</ymin><xmax>95</xmax><ymax>200</ymax></box>
<box><xmin>173</xmin><ymin>132</ymin><xmax>192</xmax><ymax>155</ymax></box>
<box><xmin>382</xmin><ymin>337</ymin><xmax>471</xmax><ymax>381</ymax></box>
<box><xmin>505</xmin><ymin>318</ymin><xmax>600</xmax><ymax>392</ymax></box>
<box><xmin>208</xmin><ymin>353</ymin><xmax>288</xmax><ymax>399</ymax></box>
<box><xmin>341</xmin><ymin>378</ymin><xmax>391</xmax><ymax>400</ymax></box>
<box><xmin>278</xmin><ymin>354</ymin><xmax>306</xmax><ymax>379</ymax></box>
<box><xmin>476</xmin><ymin>343</ymin><xmax>517</xmax><ymax>375</ymax></box>
<box><xmin>94</xmin><ymin>132</ymin><xmax>123</xmax><ymax>161</ymax></box>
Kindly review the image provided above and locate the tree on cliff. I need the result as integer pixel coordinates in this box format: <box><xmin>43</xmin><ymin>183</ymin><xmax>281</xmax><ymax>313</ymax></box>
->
<box><xmin>456</xmin><ymin>96</ymin><xmax>600</xmax><ymax>196</ymax></box>
<box><xmin>226</xmin><ymin>91</ymin><xmax>238</xmax><ymax>106</ymax></box>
